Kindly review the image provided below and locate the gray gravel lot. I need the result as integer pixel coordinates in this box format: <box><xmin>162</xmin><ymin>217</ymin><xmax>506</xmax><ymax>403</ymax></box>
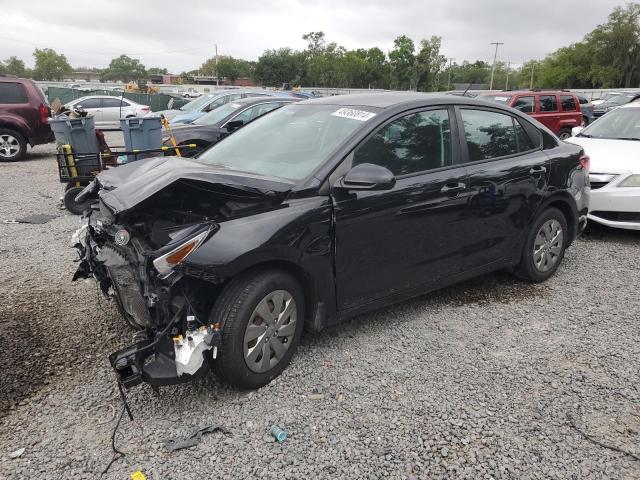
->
<box><xmin>1</xmin><ymin>138</ymin><xmax>640</xmax><ymax>479</ymax></box>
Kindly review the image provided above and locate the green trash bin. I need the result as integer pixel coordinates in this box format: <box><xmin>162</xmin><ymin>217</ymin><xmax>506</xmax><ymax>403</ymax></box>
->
<box><xmin>120</xmin><ymin>116</ymin><xmax>163</xmax><ymax>162</ymax></box>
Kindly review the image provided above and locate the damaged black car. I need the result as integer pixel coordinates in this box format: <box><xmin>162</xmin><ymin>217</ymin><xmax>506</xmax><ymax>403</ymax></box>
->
<box><xmin>72</xmin><ymin>93</ymin><xmax>589</xmax><ymax>390</ymax></box>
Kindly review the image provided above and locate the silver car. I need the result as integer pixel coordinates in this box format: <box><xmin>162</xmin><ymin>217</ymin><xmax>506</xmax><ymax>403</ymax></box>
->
<box><xmin>64</xmin><ymin>95</ymin><xmax>151</xmax><ymax>127</ymax></box>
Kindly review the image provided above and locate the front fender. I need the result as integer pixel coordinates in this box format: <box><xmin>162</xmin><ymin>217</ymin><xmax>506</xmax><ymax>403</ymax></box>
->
<box><xmin>183</xmin><ymin>194</ymin><xmax>336</xmax><ymax>311</ymax></box>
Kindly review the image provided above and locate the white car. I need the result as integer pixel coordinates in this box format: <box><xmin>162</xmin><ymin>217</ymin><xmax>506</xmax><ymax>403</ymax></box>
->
<box><xmin>64</xmin><ymin>95</ymin><xmax>151</xmax><ymax>127</ymax></box>
<box><xmin>567</xmin><ymin>102</ymin><xmax>640</xmax><ymax>230</ymax></box>
<box><xmin>183</xmin><ymin>90</ymin><xmax>202</xmax><ymax>98</ymax></box>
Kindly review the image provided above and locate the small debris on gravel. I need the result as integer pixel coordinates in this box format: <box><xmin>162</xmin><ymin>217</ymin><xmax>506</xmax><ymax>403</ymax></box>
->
<box><xmin>1</xmin><ymin>137</ymin><xmax>639</xmax><ymax>479</ymax></box>
<box><xmin>8</xmin><ymin>448</ymin><xmax>25</xmax><ymax>459</ymax></box>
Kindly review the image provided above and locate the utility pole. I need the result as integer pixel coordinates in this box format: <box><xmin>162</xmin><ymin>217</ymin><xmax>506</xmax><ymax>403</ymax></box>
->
<box><xmin>447</xmin><ymin>57</ymin><xmax>455</xmax><ymax>90</ymax></box>
<box><xmin>215</xmin><ymin>44</ymin><xmax>219</xmax><ymax>87</ymax></box>
<box><xmin>505</xmin><ymin>61</ymin><xmax>511</xmax><ymax>90</ymax></box>
<box><xmin>489</xmin><ymin>41</ymin><xmax>504</xmax><ymax>91</ymax></box>
<box><xmin>530</xmin><ymin>62</ymin><xmax>535</xmax><ymax>89</ymax></box>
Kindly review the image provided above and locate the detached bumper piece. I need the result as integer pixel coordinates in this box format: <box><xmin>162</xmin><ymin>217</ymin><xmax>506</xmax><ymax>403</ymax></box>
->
<box><xmin>109</xmin><ymin>329</ymin><xmax>222</xmax><ymax>388</ymax></box>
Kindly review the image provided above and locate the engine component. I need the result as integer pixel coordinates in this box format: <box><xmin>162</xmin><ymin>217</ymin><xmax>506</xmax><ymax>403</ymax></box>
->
<box><xmin>174</xmin><ymin>321</ymin><xmax>213</xmax><ymax>376</ymax></box>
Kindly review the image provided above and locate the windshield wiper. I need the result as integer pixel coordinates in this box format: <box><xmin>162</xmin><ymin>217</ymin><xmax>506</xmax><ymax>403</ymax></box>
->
<box><xmin>577</xmin><ymin>133</ymin><xmax>592</xmax><ymax>138</ymax></box>
<box><xmin>616</xmin><ymin>137</ymin><xmax>640</xmax><ymax>141</ymax></box>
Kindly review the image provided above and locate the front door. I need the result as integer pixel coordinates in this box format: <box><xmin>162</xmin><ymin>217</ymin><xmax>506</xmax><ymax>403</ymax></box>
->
<box><xmin>456</xmin><ymin>107</ymin><xmax>550</xmax><ymax>270</ymax></box>
<box><xmin>332</xmin><ymin>107</ymin><xmax>470</xmax><ymax>312</ymax></box>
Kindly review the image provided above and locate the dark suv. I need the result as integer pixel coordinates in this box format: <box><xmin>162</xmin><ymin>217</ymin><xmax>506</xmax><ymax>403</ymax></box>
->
<box><xmin>0</xmin><ymin>76</ymin><xmax>53</xmax><ymax>161</ymax></box>
<box><xmin>73</xmin><ymin>93</ymin><xmax>589</xmax><ymax>391</ymax></box>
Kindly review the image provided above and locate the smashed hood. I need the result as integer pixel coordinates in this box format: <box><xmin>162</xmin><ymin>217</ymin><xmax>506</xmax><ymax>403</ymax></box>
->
<box><xmin>97</xmin><ymin>156</ymin><xmax>294</xmax><ymax>214</ymax></box>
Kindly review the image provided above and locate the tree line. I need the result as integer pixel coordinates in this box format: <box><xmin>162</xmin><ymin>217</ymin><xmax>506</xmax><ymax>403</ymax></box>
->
<box><xmin>2</xmin><ymin>3</ymin><xmax>638</xmax><ymax>90</ymax></box>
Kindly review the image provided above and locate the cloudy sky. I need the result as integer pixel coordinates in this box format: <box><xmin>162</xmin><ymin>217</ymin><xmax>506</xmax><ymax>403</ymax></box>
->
<box><xmin>0</xmin><ymin>0</ymin><xmax>627</xmax><ymax>72</ymax></box>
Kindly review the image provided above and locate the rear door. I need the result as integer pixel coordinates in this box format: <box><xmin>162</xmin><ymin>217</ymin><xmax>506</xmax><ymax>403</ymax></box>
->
<box><xmin>559</xmin><ymin>94</ymin><xmax>580</xmax><ymax>129</ymax></box>
<box><xmin>511</xmin><ymin>95</ymin><xmax>535</xmax><ymax>117</ymax></box>
<box><xmin>456</xmin><ymin>107</ymin><xmax>549</xmax><ymax>270</ymax></box>
<box><xmin>100</xmin><ymin>97</ymin><xmax>125</xmax><ymax>122</ymax></box>
<box><xmin>76</xmin><ymin>97</ymin><xmax>103</xmax><ymax>123</ymax></box>
<box><xmin>536</xmin><ymin>94</ymin><xmax>560</xmax><ymax>134</ymax></box>
<box><xmin>332</xmin><ymin>107</ymin><xmax>470</xmax><ymax>311</ymax></box>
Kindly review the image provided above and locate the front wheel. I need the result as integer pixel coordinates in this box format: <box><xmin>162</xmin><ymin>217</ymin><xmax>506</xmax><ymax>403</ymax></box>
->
<box><xmin>211</xmin><ymin>269</ymin><xmax>304</xmax><ymax>389</ymax></box>
<box><xmin>0</xmin><ymin>128</ymin><xmax>27</xmax><ymax>162</ymax></box>
<box><xmin>515</xmin><ymin>207</ymin><xmax>568</xmax><ymax>283</ymax></box>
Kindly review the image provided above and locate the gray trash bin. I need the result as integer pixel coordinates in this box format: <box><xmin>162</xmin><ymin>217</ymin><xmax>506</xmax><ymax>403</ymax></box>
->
<box><xmin>50</xmin><ymin>116</ymin><xmax>100</xmax><ymax>177</ymax></box>
<box><xmin>120</xmin><ymin>116</ymin><xmax>163</xmax><ymax>162</ymax></box>
<box><xmin>50</xmin><ymin>116</ymin><xmax>99</xmax><ymax>154</ymax></box>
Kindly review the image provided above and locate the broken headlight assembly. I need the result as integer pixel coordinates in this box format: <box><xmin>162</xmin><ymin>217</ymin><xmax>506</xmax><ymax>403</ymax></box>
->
<box><xmin>153</xmin><ymin>226</ymin><xmax>214</xmax><ymax>277</ymax></box>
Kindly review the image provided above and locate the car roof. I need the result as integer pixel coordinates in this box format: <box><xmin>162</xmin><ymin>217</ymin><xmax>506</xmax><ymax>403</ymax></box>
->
<box><xmin>303</xmin><ymin>92</ymin><xmax>503</xmax><ymax>110</ymax></box>
<box><xmin>230</xmin><ymin>96</ymin><xmax>299</xmax><ymax>106</ymax></box>
<box><xmin>619</xmin><ymin>101</ymin><xmax>640</xmax><ymax>109</ymax></box>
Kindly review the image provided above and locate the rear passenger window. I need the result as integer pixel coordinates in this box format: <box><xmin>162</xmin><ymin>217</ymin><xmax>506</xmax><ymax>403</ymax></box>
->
<box><xmin>539</xmin><ymin>95</ymin><xmax>558</xmax><ymax>112</ymax></box>
<box><xmin>0</xmin><ymin>83</ymin><xmax>28</xmax><ymax>104</ymax></box>
<box><xmin>354</xmin><ymin>109</ymin><xmax>451</xmax><ymax>175</ymax></box>
<box><xmin>513</xmin><ymin>96</ymin><xmax>534</xmax><ymax>113</ymax></box>
<box><xmin>461</xmin><ymin>109</ymin><xmax>536</xmax><ymax>161</ymax></box>
<box><xmin>561</xmin><ymin>95</ymin><xmax>577</xmax><ymax>111</ymax></box>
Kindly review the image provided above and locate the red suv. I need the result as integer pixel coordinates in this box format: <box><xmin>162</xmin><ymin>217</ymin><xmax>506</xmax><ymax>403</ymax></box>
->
<box><xmin>480</xmin><ymin>90</ymin><xmax>582</xmax><ymax>139</ymax></box>
<box><xmin>0</xmin><ymin>76</ymin><xmax>53</xmax><ymax>161</ymax></box>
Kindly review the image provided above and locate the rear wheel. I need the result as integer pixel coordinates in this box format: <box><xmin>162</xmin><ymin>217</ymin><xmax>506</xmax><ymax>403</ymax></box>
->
<box><xmin>581</xmin><ymin>116</ymin><xmax>589</xmax><ymax>127</ymax></box>
<box><xmin>515</xmin><ymin>207</ymin><xmax>568</xmax><ymax>283</ymax></box>
<box><xmin>0</xmin><ymin>128</ymin><xmax>27</xmax><ymax>162</ymax></box>
<box><xmin>211</xmin><ymin>269</ymin><xmax>304</xmax><ymax>389</ymax></box>
<box><xmin>558</xmin><ymin>128</ymin><xmax>572</xmax><ymax>140</ymax></box>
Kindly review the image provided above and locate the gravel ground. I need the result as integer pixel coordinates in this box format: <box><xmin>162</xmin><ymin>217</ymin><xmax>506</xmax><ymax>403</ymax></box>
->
<box><xmin>1</xmin><ymin>138</ymin><xmax>640</xmax><ymax>480</ymax></box>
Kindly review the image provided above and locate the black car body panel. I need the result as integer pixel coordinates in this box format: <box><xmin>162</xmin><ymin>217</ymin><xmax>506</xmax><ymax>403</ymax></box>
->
<box><xmin>72</xmin><ymin>93</ymin><xmax>589</xmax><ymax>389</ymax></box>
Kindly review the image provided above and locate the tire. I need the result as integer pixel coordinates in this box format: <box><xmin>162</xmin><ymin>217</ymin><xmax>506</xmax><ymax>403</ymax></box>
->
<box><xmin>211</xmin><ymin>269</ymin><xmax>305</xmax><ymax>389</ymax></box>
<box><xmin>581</xmin><ymin>116</ymin><xmax>589</xmax><ymax>127</ymax></box>
<box><xmin>515</xmin><ymin>207</ymin><xmax>568</xmax><ymax>283</ymax></box>
<box><xmin>0</xmin><ymin>128</ymin><xmax>27</xmax><ymax>162</ymax></box>
<box><xmin>63</xmin><ymin>185</ymin><xmax>92</xmax><ymax>215</ymax></box>
<box><xmin>558</xmin><ymin>128</ymin><xmax>572</xmax><ymax>140</ymax></box>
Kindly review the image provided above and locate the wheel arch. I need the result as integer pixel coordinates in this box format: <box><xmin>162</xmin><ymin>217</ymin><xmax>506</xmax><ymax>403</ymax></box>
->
<box><xmin>220</xmin><ymin>259</ymin><xmax>320</xmax><ymax>333</ymax></box>
<box><xmin>536</xmin><ymin>192</ymin><xmax>579</xmax><ymax>244</ymax></box>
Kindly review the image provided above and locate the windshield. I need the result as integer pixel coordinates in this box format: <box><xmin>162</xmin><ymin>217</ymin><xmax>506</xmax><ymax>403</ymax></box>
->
<box><xmin>579</xmin><ymin>108</ymin><xmax>640</xmax><ymax>140</ymax></box>
<box><xmin>602</xmin><ymin>94</ymin><xmax>636</xmax><ymax>107</ymax></box>
<box><xmin>197</xmin><ymin>104</ymin><xmax>377</xmax><ymax>180</ymax></box>
<box><xmin>194</xmin><ymin>102</ymin><xmax>244</xmax><ymax>126</ymax></box>
<box><xmin>481</xmin><ymin>95</ymin><xmax>513</xmax><ymax>104</ymax></box>
<box><xmin>180</xmin><ymin>94</ymin><xmax>215</xmax><ymax>112</ymax></box>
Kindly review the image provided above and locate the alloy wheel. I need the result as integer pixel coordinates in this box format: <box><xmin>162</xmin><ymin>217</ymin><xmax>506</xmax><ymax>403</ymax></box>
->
<box><xmin>533</xmin><ymin>219</ymin><xmax>563</xmax><ymax>272</ymax></box>
<box><xmin>243</xmin><ymin>289</ymin><xmax>297</xmax><ymax>373</ymax></box>
<box><xmin>0</xmin><ymin>134</ymin><xmax>20</xmax><ymax>158</ymax></box>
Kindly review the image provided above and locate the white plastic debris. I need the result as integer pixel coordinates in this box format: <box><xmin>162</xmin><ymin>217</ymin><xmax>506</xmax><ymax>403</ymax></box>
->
<box><xmin>9</xmin><ymin>448</ymin><xmax>25</xmax><ymax>459</ymax></box>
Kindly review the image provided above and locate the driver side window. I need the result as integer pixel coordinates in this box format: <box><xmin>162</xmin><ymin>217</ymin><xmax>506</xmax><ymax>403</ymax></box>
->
<box><xmin>353</xmin><ymin>109</ymin><xmax>452</xmax><ymax>176</ymax></box>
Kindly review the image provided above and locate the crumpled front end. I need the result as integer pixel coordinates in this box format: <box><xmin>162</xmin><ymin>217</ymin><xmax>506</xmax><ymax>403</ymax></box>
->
<box><xmin>71</xmin><ymin>200</ymin><xmax>223</xmax><ymax>389</ymax></box>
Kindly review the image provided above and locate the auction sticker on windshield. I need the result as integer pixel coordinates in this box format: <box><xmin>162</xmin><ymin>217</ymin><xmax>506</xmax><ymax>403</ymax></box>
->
<box><xmin>331</xmin><ymin>108</ymin><xmax>376</xmax><ymax>121</ymax></box>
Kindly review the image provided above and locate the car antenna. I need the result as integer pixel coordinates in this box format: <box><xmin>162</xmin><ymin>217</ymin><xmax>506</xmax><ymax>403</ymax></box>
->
<box><xmin>462</xmin><ymin>81</ymin><xmax>474</xmax><ymax>97</ymax></box>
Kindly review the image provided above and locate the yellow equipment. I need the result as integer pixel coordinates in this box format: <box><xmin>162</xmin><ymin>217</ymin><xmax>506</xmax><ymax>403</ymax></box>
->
<box><xmin>125</xmin><ymin>80</ymin><xmax>159</xmax><ymax>94</ymax></box>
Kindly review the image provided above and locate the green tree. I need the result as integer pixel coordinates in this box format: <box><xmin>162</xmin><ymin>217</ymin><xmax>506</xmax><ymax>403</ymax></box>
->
<box><xmin>253</xmin><ymin>48</ymin><xmax>305</xmax><ymax>86</ymax></box>
<box><xmin>32</xmin><ymin>48</ymin><xmax>72</xmax><ymax>81</ymax></box>
<box><xmin>415</xmin><ymin>36</ymin><xmax>446</xmax><ymax>91</ymax></box>
<box><xmin>388</xmin><ymin>35</ymin><xmax>415</xmax><ymax>90</ymax></box>
<box><xmin>302</xmin><ymin>31</ymin><xmax>327</xmax><ymax>56</ymax></box>
<box><xmin>101</xmin><ymin>55</ymin><xmax>146</xmax><ymax>82</ymax></box>
<box><xmin>3</xmin><ymin>56</ymin><xmax>27</xmax><ymax>77</ymax></box>
<box><xmin>200</xmin><ymin>56</ymin><xmax>253</xmax><ymax>81</ymax></box>
<box><xmin>147</xmin><ymin>67</ymin><xmax>168</xmax><ymax>76</ymax></box>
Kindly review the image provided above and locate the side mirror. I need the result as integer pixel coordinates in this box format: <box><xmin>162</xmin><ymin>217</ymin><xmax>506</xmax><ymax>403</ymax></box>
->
<box><xmin>225</xmin><ymin>119</ymin><xmax>244</xmax><ymax>131</ymax></box>
<box><xmin>571</xmin><ymin>126</ymin><xmax>584</xmax><ymax>137</ymax></box>
<box><xmin>339</xmin><ymin>163</ymin><xmax>396</xmax><ymax>191</ymax></box>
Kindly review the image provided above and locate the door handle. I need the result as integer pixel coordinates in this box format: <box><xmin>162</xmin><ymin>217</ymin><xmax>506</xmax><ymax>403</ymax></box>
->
<box><xmin>529</xmin><ymin>166</ymin><xmax>547</xmax><ymax>175</ymax></box>
<box><xmin>440</xmin><ymin>182</ymin><xmax>466</xmax><ymax>194</ymax></box>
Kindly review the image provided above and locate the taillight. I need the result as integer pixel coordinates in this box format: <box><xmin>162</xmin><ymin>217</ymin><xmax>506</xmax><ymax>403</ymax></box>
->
<box><xmin>39</xmin><ymin>104</ymin><xmax>49</xmax><ymax>123</ymax></box>
<box><xmin>579</xmin><ymin>155</ymin><xmax>590</xmax><ymax>172</ymax></box>
<box><xmin>141</xmin><ymin>106</ymin><xmax>150</xmax><ymax>112</ymax></box>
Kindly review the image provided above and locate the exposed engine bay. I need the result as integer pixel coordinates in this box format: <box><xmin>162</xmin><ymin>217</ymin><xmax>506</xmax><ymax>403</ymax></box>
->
<box><xmin>72</xmin><ymin>168</ymin><xmax>290</xmax><ymax>389</ymax></box>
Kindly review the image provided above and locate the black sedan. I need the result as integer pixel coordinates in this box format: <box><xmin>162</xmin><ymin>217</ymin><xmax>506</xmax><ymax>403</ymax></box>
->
<box><xmin>73</xmin><ymin>93</ymin><xmax>589</xmax><ymax>391</ymax></box>
<box><xmin>164</xmin><ymin>96</ymin><xmax>300</xmax><ymax>157</ymax></box>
